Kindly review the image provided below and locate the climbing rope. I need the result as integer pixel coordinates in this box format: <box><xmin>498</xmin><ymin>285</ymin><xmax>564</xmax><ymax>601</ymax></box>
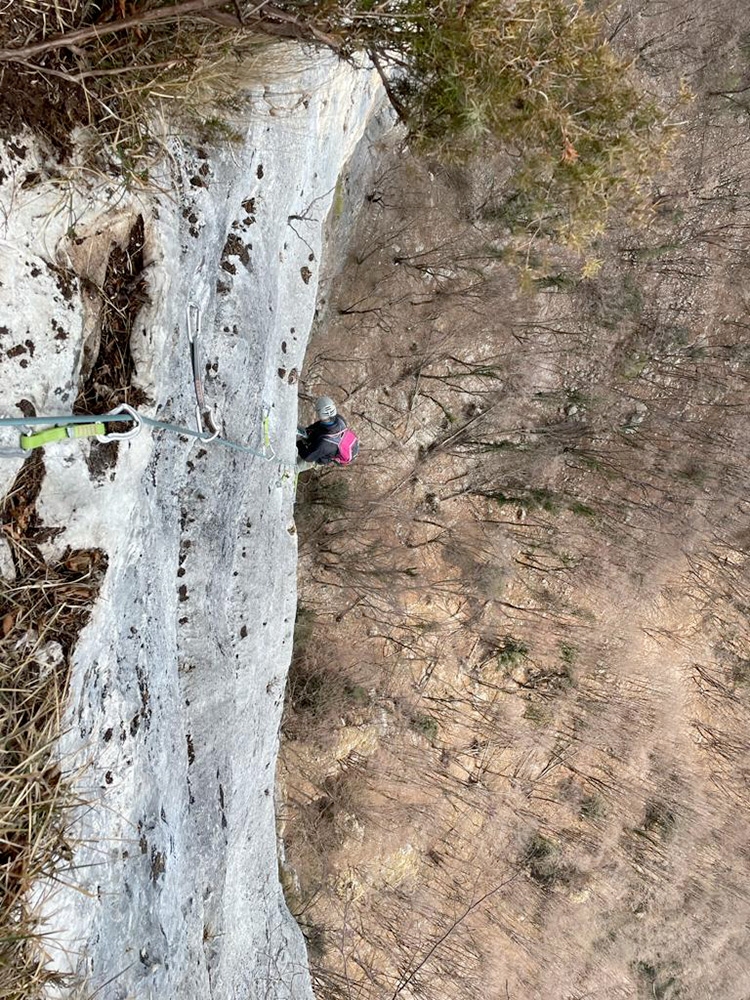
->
<box><xmin>0</xmin><ymin>402</ymin><xmax>291</xmax><ymax>466</ymax></box>
<box><xmin>0</xmin><ymin>305</ymin><xmax>290</xmax><ymax>469</ymax></box>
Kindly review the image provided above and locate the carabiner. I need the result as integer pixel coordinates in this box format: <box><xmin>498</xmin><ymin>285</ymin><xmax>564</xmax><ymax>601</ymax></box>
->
<box><xmin>98</xmin><ymin>403</ymin><xmax>142</xmax><ymax>442</ymax></box>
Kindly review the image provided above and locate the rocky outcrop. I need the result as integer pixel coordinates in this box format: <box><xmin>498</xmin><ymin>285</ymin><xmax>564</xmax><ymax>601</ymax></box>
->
<box><xmin>0</xmin><ymin>50</ymin><xmax>385</xmax><ymax>999</ymax></box>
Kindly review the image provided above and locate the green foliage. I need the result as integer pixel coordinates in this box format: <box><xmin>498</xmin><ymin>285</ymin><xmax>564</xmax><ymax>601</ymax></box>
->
<box><xmin>524</xmin><ymin>832</ymin><xmax>560</xmax><ymax>887</ymax></box>
<box><xmin>497</xmin><ymin>636</ymin><xmax>529</xmax><ymax>669</ymax></box>
<box><xmin>523</xmin><ymin>701</ymin><xmax>549</xmax><ymax>724</ymax></box>
<box><xmin>410</xmin><ymin>712</ymin><xmax>439</xmax><ymax>741</ymax></box>
<box><xmin>635</xmin><ymin>960</ymin><xmax>682</xmax><ymax>999</ymax></box>
<box><xmin>568</xmin><ymin>500</ymin><xmax>596</xmax><ymax>518</ymax></box>
<box><xmin>336</xmin><ymin>0</ymin><xmax>667</xmax><ymax>242</ymax></box>
<box><xmin>731</xmin><ymin>657</ymin><xmax>750</xmax><ymax>686</ymax></box>
<box><xmin>560</xmin><ymin>642</ymin><xmax>576</xmax><ymax>666</ymax></box>
<box><xmin>636</xmin><ymin>800</ymin><xmax>676</xmax><ymax>842</ymax></box>
<box><xmin>294</xmin><ymin>605</ymin><xmax>317</xmax><ymax>654</ymax></box>
<box><xmin>533</xmin><ymin>272</ymin><xmax>580</xmax><ymax>292</ymax></box>
<box><xmin>580</xmin><ymin>794</ymin><xmax>605</xmax><ymax>820</ymax></box>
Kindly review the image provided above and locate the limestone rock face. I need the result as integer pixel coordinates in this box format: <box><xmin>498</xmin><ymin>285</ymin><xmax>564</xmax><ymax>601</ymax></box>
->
<box><xmin>0</xmin><ymin>51</ymin><xmax>385</xmax><ymax>999</ymax></box>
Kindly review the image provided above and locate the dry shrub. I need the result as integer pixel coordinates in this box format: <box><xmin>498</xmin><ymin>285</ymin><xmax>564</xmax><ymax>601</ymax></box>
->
<box><xmin>0</xmin><ymin>1</ymin><xmax>277</xmax><ymax>171</ymax></box>
<box><xmin>284</xmin><ymin>606</ymin><xmax>370</xmax><ymax>742</ymax></box>
<box><xmin>1</xmin><ymin>0</ymin><xmax>666</xmax><ymax>238</ymax></box>
<box><xmin>0</xmin><ymin>454</ymin><xmax>107</xmax><ymax>1000</ymax></box>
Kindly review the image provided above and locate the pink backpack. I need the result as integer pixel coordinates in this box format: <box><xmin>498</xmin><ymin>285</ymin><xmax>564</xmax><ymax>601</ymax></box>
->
<box><xmin>325</xmin><ymin>428</ymin><xmax>360</xmax><ymax>465</ymax></box>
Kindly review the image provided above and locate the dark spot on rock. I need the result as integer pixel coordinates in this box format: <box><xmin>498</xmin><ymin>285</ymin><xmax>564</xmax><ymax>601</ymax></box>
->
<box><xmin>221</xmin><ymin>232</ymin><xmax>251</xmax><ymax>270</ymax></box>
<box><xmin>139</xmin><ymin>834</ymin><xmax>148</xmax><ymax>855</ymax></box>
<box><xmin>22</xmin><ymin>171</ymin><xmax>40</xmax><ymax>189</ymax></box>
<box><xmin>25</xmin><ymin>339</ymin><xmax>35</xmax><ymax>356</ymax></box>
<box><xmin>19</xmin><ymin>359</ymin><xmax>29</xmax><ymax>369</ymax></box>
<box><xmin>85</xmin><ymin>441</ymin><xmax>119</xmax><ymax>482</ymax></box>
<box><xmin>300</xmin><ymin>266</ymin><xmax>312</xmax><ymax>284</ymax></box>
<box><xmin>221</xmin><ymin>260</ymin><xmax>237</xmax><ymax>275</ymax></box>
<box><xmin>150</xmin><ymin>847</ymin><xmax>166</xmax><ymax>882</ymax></box>
<box><xmin>16</xmin><ymin>399</ymin><xmax>35</xmax><ymax>417</ymax></box>
<box><xmin>240</xmin><ymin>625</ymin><xmax>248</xmax><ymax>639</ymax></box>
<box><xmin>48</xmin><ymin>264</ymin><xmax>77</xmax><ymax>301</ymax></box>
<box><xmin>277</xmin><ymin>368</ymin><xmax>287</xmax><ymax>379</ymax></box>
<box><xmin>103</xmin><ymin>727</ymin><xmax>113</xmax><ymax>742</ymax></box>
<box><xmin>179</xmin><ymin>616</ymin><xmax>189</xmax><ymax>625</ymax></box>
<box><xmin>177</xmin><ymin>566</ymin><xmax>186</xmax><ymax>578</ymax></box>
<box><xmin>105</xmin><ymin>771</ymin><xmax>113</xmax><ymax>784</ymax></box>
<box><xmin>130</xmin><ymin>714</ymin><xmax>140</xmax><ymax>736</ymax></box>
<box><xmin>30</xmin><ymin>266</ymin><xmax>41</xmax><ymax>278</ymax></box>
<box><xmin>7</xmin><ymin>344</ymin><xmax>27</xmax><ymax>358</ymax></box>
<box><xmin>256</xmin><ymin>164</ymin><xmax>264</xmax><ymax>179</ymax></box>
<box><xmin>190</xmin><ymin>176</ymin><xmax>207</xmax><ymax>188</ymax></box>
<box><xmin>308</xmin><ymin>252</ymin><xmax>315</xmax><ymax>262</ymax></box>
<box><xmin>8</xmin><ymin>139</ymin><xmax>27</xmax><ymax>160</ymax></box>
<box><xmin>287</xmin><ymin>368</ymin><xmax>298</xmax><ymax>385</ymax></box>
<box><xmin>281</xmin><ymin>340</ymin><xmax>287</xmax><ymax>353</ymax></box>
<box><xmin>179</xmin><ymin>584</ymin><xmax>188</xmax><ymax>602</ymax></box>
<box><xmin>186</xmin><ymin>733</ymin><xmax>195</xmax><ymax>764</ymax></box>
<box><xmin>242</xmin><ymin>197</ymin><xmax>255</xmax><ymax>215</ymax></box>
<box><xmin>199</xmin><ymin>162</ymin><xmax>210</xmax><ymax>177</ymax></box>
<box><xmin>216</xmin><ymin>280</ymin><xmax>230</xmax><ymax>295</ymax></box>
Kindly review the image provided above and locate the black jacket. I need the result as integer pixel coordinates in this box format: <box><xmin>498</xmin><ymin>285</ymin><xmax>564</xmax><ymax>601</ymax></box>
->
<box><xmin>297</xmin><ymin>415</ymin><xmax>347</xmax><ymax>464</ymax></box>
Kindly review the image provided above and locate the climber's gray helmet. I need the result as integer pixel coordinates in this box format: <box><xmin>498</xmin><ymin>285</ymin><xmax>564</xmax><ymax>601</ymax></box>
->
<box><xmin>314</xmin><ymin>396</ymin><xmax>337</xmax><ymax>421</ymax></box>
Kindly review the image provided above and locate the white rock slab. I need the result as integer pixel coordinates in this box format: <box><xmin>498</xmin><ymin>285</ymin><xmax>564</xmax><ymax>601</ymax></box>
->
<box><xmin>0</xmin><ymin>49</ymin><xmax>385</xmax><ymax>1000</ymax></box>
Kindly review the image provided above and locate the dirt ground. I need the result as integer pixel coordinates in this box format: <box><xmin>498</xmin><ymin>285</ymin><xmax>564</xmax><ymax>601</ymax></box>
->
<box><xmin>0</xmin><ymin>3</ymin><xmax>91</xmax><ymax>153</ymax></box>
<box><xmin>279</xmin><ymin>2</ymin><xmax>750</xmax><ymax>998</ymax></box>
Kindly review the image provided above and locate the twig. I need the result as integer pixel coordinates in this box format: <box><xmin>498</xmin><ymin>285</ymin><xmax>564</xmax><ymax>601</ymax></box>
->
<box><xmin>368</xmin><ymin>49</ymin><xmax>409</xmax><ymax>122</ymax></box>
<box><xmin>389</xmin><ymin>868</ymin><xmax>522</xmax><ymax>999</ymax></box>
<box><xmin>0</xmin><ymin>0</ymin><xmax>232</xmax><ymax>62</ymax></box>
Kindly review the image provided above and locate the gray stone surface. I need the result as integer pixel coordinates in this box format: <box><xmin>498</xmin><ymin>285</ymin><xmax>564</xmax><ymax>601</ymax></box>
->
<box><xmin>0</xmin><ymin>51</ymin><xmax>386</xmax><ymax>1000</ymax></box>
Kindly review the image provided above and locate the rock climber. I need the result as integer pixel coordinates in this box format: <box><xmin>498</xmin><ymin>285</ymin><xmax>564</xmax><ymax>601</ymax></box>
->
<box><xmin>296</xmin><ymin>396</ymin><xmax>354</xmax><ymax>471</ymax></box>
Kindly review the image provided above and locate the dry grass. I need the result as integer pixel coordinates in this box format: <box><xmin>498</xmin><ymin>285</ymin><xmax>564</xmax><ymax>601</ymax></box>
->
<box><xmin>0</xmin><ymin>0</ymin><xmax>666</xmax><ymax>238</ymax></box>
<box><xmin>0</xmin><ymin>1</ymin><xmax>279</xmax><ymax>171</ymax></box>
<box><xmin>0</xmin><ymin>454</ymin><xmax>107</xmax><ymax>1000</ymax></box>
